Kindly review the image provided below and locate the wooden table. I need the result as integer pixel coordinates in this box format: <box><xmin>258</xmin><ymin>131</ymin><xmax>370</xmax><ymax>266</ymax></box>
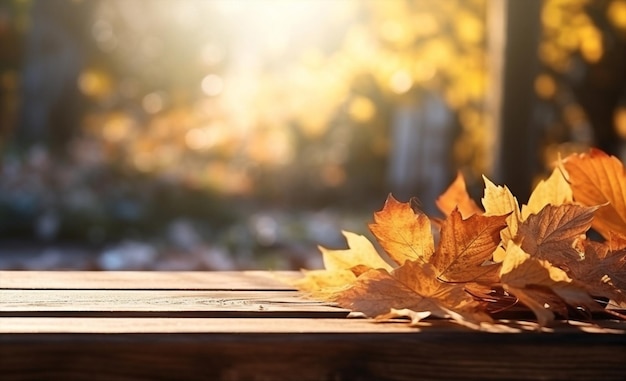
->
<box><xmin>1</xmin><ymin>271</ymin><xmax>625</xmax><ymax>381</ymax></box>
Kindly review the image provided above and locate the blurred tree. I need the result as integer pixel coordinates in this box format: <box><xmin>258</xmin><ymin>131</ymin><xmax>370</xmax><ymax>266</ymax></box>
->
<box><xmin>16</xmin><ymin>0</ymin><xmax>95</xmax><ymax>155</ymax></box>
<box><xmin>536</xmin><ymin>0</ymin><xmax>626</xmax><ymax>167</ymax></box>
<box><xmin>488</xmin><ymin>0</ymin><xmax>542</xmax><ymax>202</ymax></box>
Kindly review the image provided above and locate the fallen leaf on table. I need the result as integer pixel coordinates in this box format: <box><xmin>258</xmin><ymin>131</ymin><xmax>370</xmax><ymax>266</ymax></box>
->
<box><xmin>562</xmin><ymin>149</ymin><xmax>626</xmax><ymax>239</ymax></box>
<box><xmin>369</xmin><ymin>194</ymin><xmax>434</xmax><ymax>265</ymax></box>
<box><xmin>293</xmin><ymin>148</ymin><xmax>626</xmax><ymax>331</ymax></box>
<box><xmin>516</xmin><ymin>204</ymin><xmax>597</xmax><ymax>267</ymax></box>
<box><xmin>431</xmin><ymin>209</ymin><xmax>507</xmax><ymax>283</ymax></box>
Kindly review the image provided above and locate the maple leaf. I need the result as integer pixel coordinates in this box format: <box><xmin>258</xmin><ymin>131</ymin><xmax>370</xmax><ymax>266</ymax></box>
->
<box><xmin>564</xmin><ymin>240</ymin><xmax>626</xmax><ymax>307</ymax></box>
<box><xmin>369</xmin><ymin>194</ymin><xmax>434</xmax><ymax>265</ymax></box>
<box><xmin>333</xmin><ymin>261</ymin><xmax>492</xmax><ymax>328</ymax></box>
<box><xmin>320</xmin><ymin>230</ymin><xmax>392</xmax><ymax>273</ymax></box>
<box><xmin>292</xmin><ymin>269</ymin><xmax>357</xmax><ymax>297</ymax></box>
<box><xmin>482</xmin><ymin>176</ymin><xmax>521</xmax><ymax>244</ymax></box>
<box><xmin>562</xmin><ymin>149</ymin><xmax>626</xmax><ymax>239</ymax></box>
<box><xmin>431</xmin><ymin>209</ymin><xmax>508</xmax><ymax>283</ymax></box>
<box><xmin>294</xmin><ymin>231</ymin><xmax>391</xmax><ymax>297</ymax></box>
<box><xmin>436</xmin><ymin>171</ymin><xmax>482</xmax><ymax>218</ymax></box>
<box><xmin>294</xmin><ymin>156</ymin><xmax>626</xmax><ymax>330</ymax></box>
<box><xmin>522</xmin><ymin>167</ymin><xmax>573</xmax><ymax>220</ymax></box>
<box><xmin>500</xmin><ymin>242</ymin><xmax>599</xmax><ymax>327</ymax></box>
<box><xmin>515</xmin><ymin>204</ymin><xmax>597</xmax><ymax>266</ymax></box>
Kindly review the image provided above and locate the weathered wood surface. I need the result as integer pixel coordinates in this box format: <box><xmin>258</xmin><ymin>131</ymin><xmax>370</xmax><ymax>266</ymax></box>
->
<box><xmin>0</xmin><ymin>289</ymin><xmax>345</xmax><ymax>317</ymax></box>
<box><xmin>0</xmin><ymin>270</ymin><xmax>298</xmax><ymax>290</ymax></box>
<box><xmin>1</xmin><ymin>271</ymin><xmax>625</xmax><ymax>381</ymax></box>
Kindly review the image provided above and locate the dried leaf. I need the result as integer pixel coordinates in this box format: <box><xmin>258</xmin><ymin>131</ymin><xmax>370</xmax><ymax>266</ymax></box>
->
<box><xmin>295</xmin><ymin>231</ymin><xmax>391</xmax><ymax>297</ymax></box>
<box><xmin>522</xmin><ymin>167</ymin><xmax>573</xmax><ymax>220</ymax></box>
<box><xmin>292</xmin><ymin>269</ymin><xmax>356</xmax><ymax>298</ymax></box>
<box><xmin>500</xmin><ymin>242</ymin><xmax>598</xmax><ymax>326</ymax></box>
<box><xmin>334</xmin><ymin>262</ymin><xmax>491</xmax><ymax>328</ymax></box>
<box><xmin>321</xmin><ymin>231</ymin><xmax>392</xmax><ymax>273</ymax></box>
<box><xmin>431</xmin><ymin>209</ymin><xmax>507</xmax><ymax>283</ymax></box>
<box><xmin>369</xmin><ymin>194</ymin><xmax>434</xmax><ymax>265</ymax></box>
<box><xmin>375</xmin><ymin>308</ymin><xmax>432</xmax><ymax>325</ymax></box>
<box><xmin>565</xmin><ymin>240</ymin><xmax>626</xmax><ymax>307</ymax></box>
<box><xmin>482</xmin><ymin>176</ymin><xmax>521</xmax><ymax>244</ymax></box>
<box><xmin>295</xmin><ymin>148</ymin><xmax>626</xmax><ymax>330</ymax></box>
<box><xmin>436</xmin><ymin>171</ymin><xmax>482</xmax><ymax>218</ymax></box>
<box><xmin>563</xmin><ymin>149</ymin><xmax>626</xmax><ymax>239</ymax></box>
<box><xmin>516</xmin><ymin>204</ymin><xmax>597</xmax><ymax>266</ymax></box>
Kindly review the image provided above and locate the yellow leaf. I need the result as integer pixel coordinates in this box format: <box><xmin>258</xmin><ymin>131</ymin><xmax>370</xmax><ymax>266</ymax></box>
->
<box><xmin>522</xmin><ymin>167</ymin><xmax>573</xmax><ymax>220</ymax></box>
<box><xmin>321</xmin><ymin>231</ymin><xmax>392</xmax><ymax>272</ymax></box>
<box><xmin>292</xmin><ymin>269</ymin><xmax>356</xmax><ymax>297</ymax></box>
<box><xmin>481</xmin><ymin>176</ymin><xmax>521</xmax><ymax>244</ymax></box>
<box><xmin>500</xmin><ymin>241</ymin><xmax>571</xmax><ymax>287</ymax></box>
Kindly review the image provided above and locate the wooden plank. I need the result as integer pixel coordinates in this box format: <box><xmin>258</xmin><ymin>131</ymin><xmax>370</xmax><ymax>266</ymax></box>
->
<box><xmin>0</xmin><ymin>271</ymin><xmax>299</xmax><ymax>290</ymax></box>
<box><xmin>1</xmin><ymin>318</ymin><xmax>625</xmax><ymax>381</ymax></box>
<box><xmin>0</xmin><ymin>289</ymin><xmax>347</xmax><ymax>318</ymax></box>
<box><xmin>0</xmin><ymin>317</ymin><xmax>625</xmax><ymax>334</ymax></box>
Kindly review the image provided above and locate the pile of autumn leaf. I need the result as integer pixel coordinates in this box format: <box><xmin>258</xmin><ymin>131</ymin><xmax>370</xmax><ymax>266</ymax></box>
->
<box><xmin>295</xmin><ymin>149</ymin><xmax>626</xmax><ymax>330</ymax></box>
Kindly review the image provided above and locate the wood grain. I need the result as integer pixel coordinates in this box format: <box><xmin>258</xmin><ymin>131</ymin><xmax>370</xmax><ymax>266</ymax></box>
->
<box><xmin>1</xmin><ymin>271</ymin><xmax>625</xmax><ymax>381</ymax></box>
<box><xmin>1</xmin><ymin>317</ymin><xmax>625</xmax><ymax>334</ymax></box>
<box><xmin>0</xmin><ymin>270</ymin><xmax>299</xmax><ymax>290</ymax></box>
<box><xmin>0</xmin><ymin>289</ymin><xmax>347</xmax><ymax>317</ymax></box>
<box><xmin>1</xmin><ymin>318</ymin><xmax>625</xmax><ymax>381</ymax></box>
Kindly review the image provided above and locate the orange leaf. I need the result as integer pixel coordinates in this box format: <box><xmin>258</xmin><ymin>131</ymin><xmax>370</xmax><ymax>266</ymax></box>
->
<box><xmin>516</xmin><ymin>204</ymin><xmax>597</xmax><ymax>266</ymax></box>
<box><xmin>334</xmin><ymin>262</ymin><xmax>491</xmax><ymax>328</ymax></box>
<box><xmin>436</xmin><ymin>171</ymin><xmax>482</xmax><ymax>218</ymax></box>
<box><xmin>431</xmin><ymin>209</ymin><xmax>508</xmax><ymax>283</ymax></box>
<box><xmin>563</xmin><ymin>149</ymin><xmax>626</xmax><ymax>239</ymax></box>
<box><xmin>369</xmin><ymin>194</ymin><xmax>434</xmax><ymax>265</ymax></box>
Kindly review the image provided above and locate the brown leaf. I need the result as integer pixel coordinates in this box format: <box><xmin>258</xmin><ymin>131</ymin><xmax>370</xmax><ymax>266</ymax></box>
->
<box><xmin>334</xmin><ymin>262</ymin><xmax>491</xmax><ymax>328</ymax></box>
<box><xmin>500</xmin><ymin>242</ymin><xmax>599</xmax><ymax>326</ymax></box>
<box><xmin>431</xmin><ymin>209</ymin><xmax>507</xmax><ymax>283</ymax></box>
<box><xmin>369</xmin><ymin>194</ymin><xmax>434</xmax><ymax>265</ymax></box>
<box><xmin>563</xmin><ymin>149</ymin><xmax>626</xmax><ymax>239</ymax></box>
<box><xmin>516</xmin><ymin>204</ymin><xmax>597</xmax><ymax>266</ymax></box>
<box><xmin>565</xmin><ymin>240</ymin><xmax>626</xmax><ymax>307</ymax></box>
<box><xmin>503</xmin><ymin>285</ymin><xmax>563</xmax><ymax>327</ymax></box>
<box><xmin>436</xmin><ymin>171</ymin><xmax>482</xmax><ymax>218</ymax></box>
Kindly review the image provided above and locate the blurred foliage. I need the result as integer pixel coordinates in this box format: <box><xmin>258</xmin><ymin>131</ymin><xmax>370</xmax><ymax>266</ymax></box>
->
<box><xmin>536</xmin><ymin>0</ymin><xmax>626</xmax><ymax>169</ymax></box>
<box><xmin>0</xmin><ymin>0</ymin><xmax>491</xmax><ymax>244</ymax></box>
<box><xmin>67</xmin><ymin>0</ymin><xmax>490</xmax><ymax>204</ymax></box>
<box><xmin>0</xmin><ymin>0</ymin><xmax>625</xmax><ymax>254</ymax></box>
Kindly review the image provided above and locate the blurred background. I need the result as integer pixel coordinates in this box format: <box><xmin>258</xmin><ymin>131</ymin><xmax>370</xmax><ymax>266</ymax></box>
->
<box><xmin>1</xmin><ymin>0</ymin><xmax>625</xmax><ymax>270</ymax></box>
